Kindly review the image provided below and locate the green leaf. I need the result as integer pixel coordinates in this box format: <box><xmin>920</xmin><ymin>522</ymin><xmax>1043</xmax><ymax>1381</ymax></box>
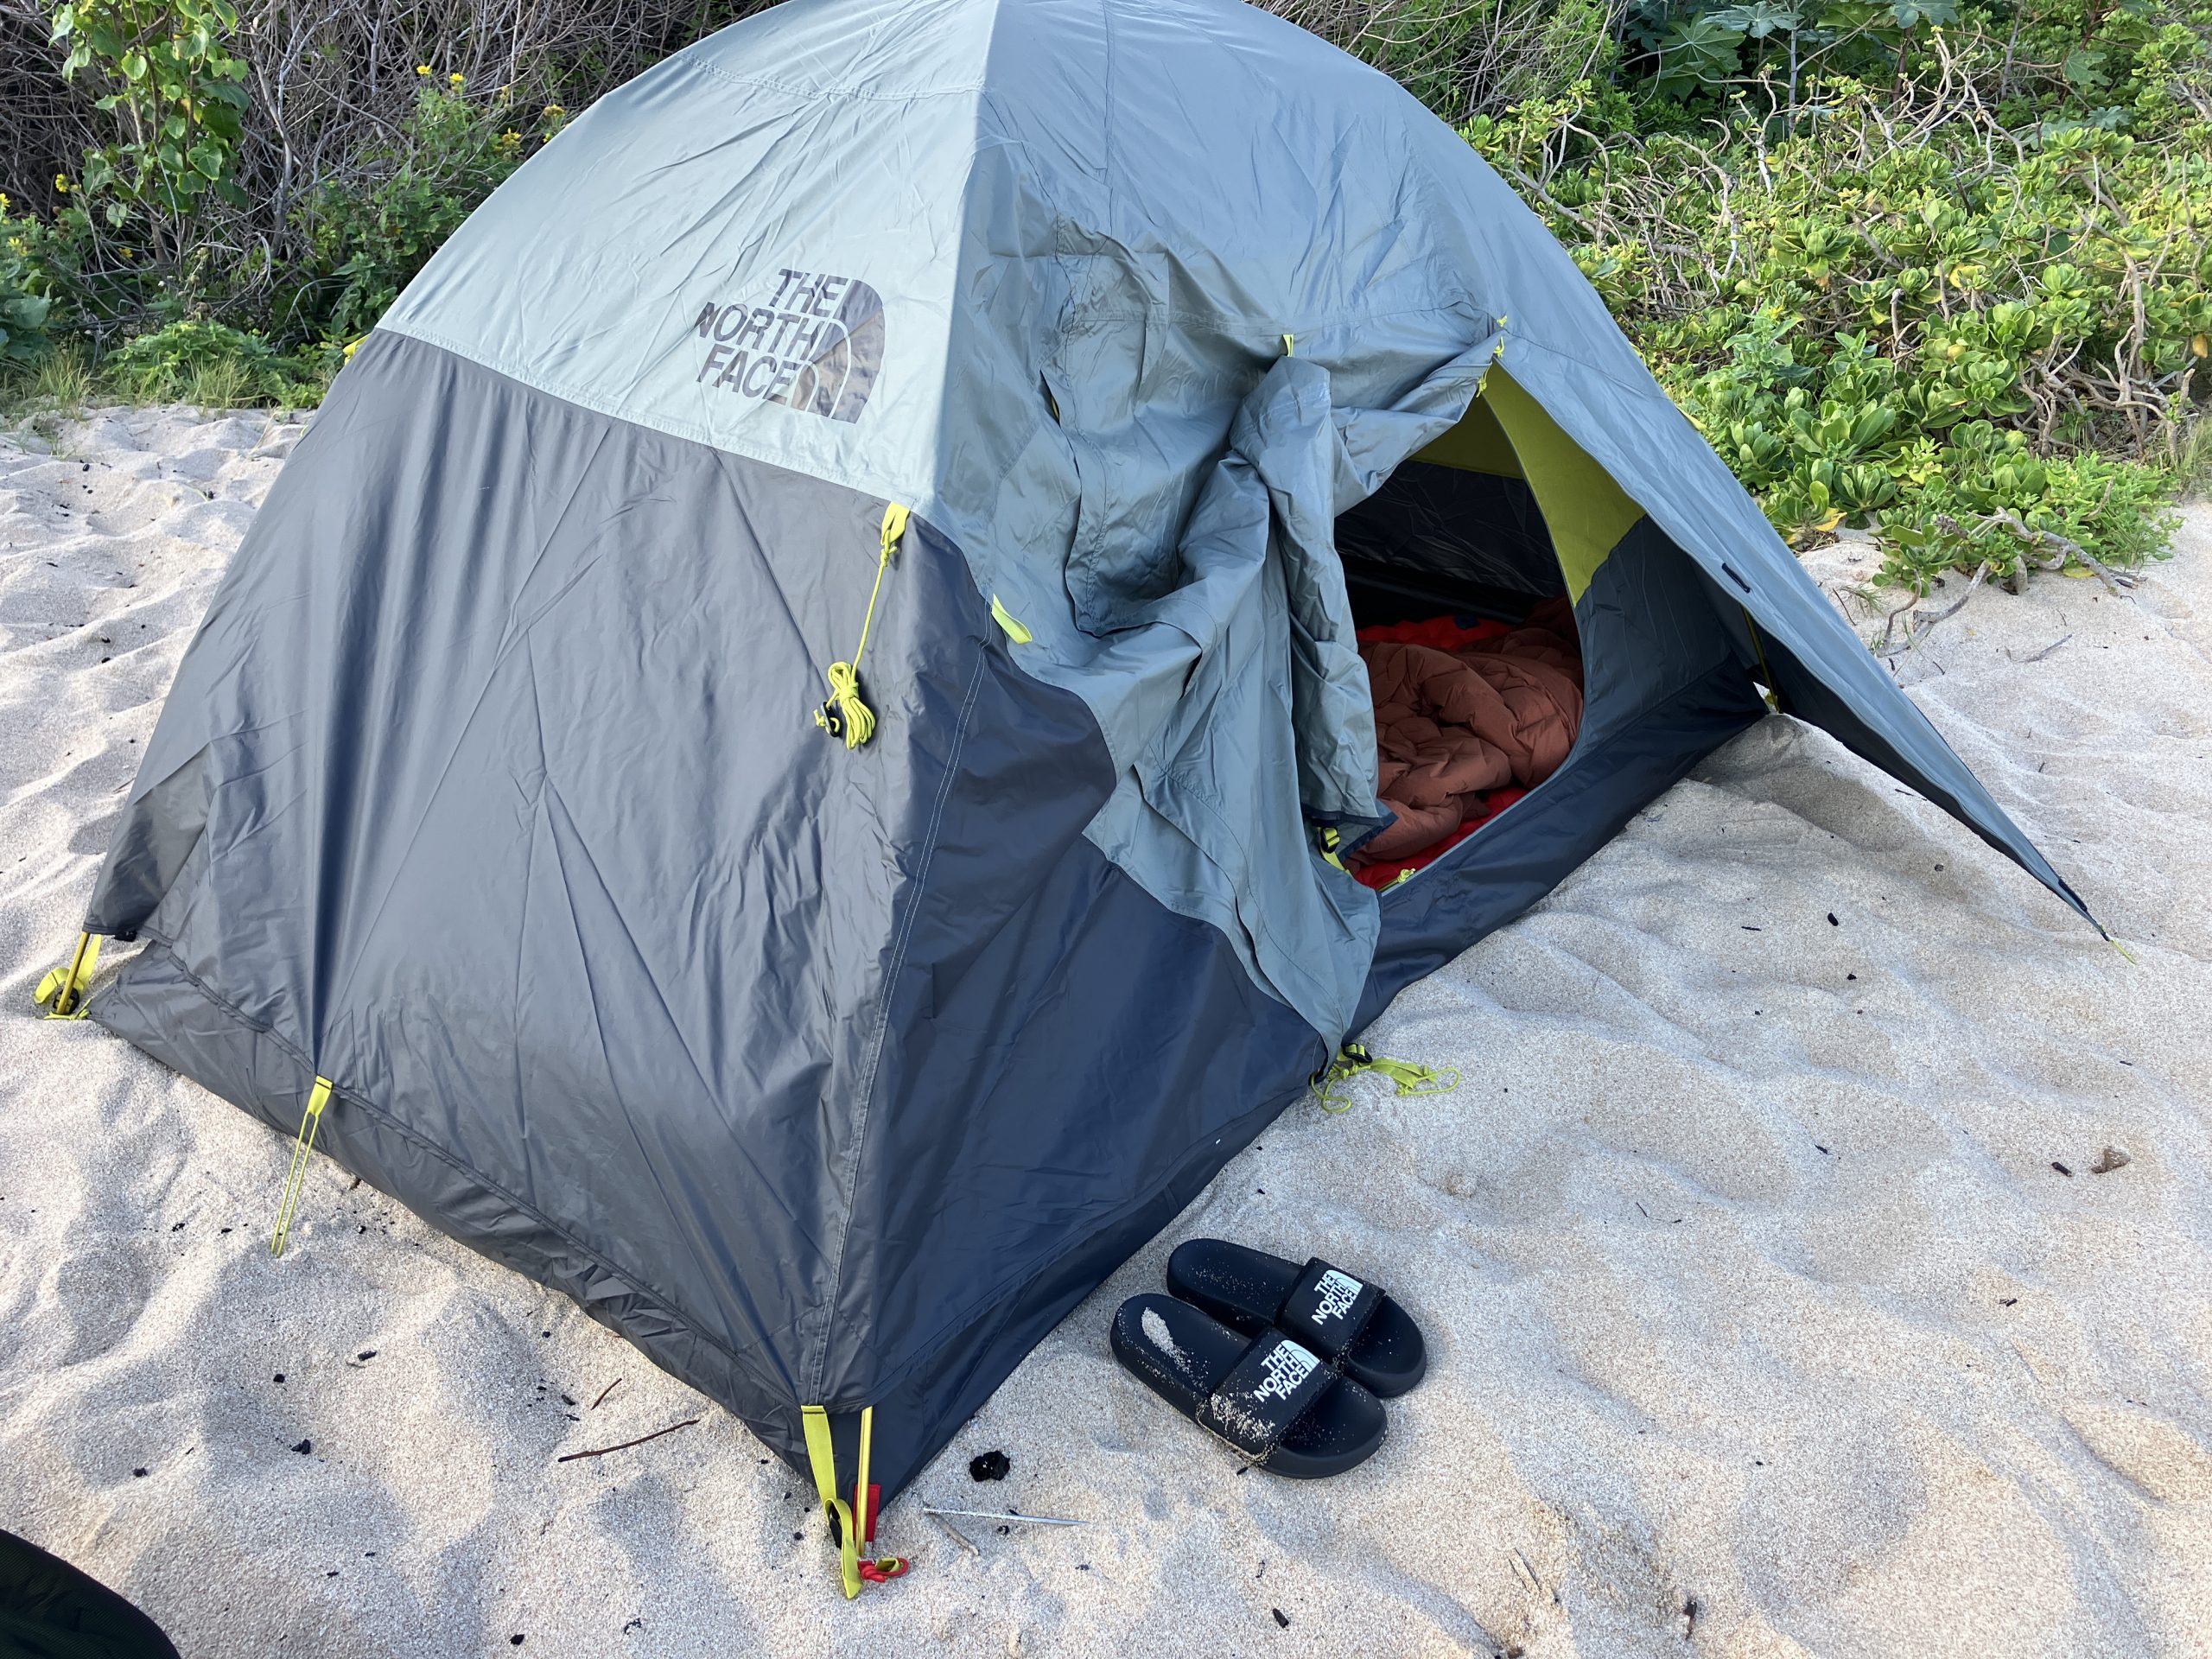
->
<box><xmin>1711</xmin><ymin>2</ymin><xmax>1802</xmax><ymax>40</ymax></box>
<box><xmin>1655</xmin><ymin>13</ymin><xmax>1747</xmax><ymax>99</ymax></box>
<box><xmin>2062</xmin><ymin>48</ymin><xmax>2107</xmax><ymax>92</ymax></box>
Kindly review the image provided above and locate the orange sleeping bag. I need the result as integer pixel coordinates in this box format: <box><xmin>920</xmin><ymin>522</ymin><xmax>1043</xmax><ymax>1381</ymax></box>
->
<box><xmin>1351</xmin><ymin>602</ymin><xmax>1583</xmax><ymax>884</ymax></box>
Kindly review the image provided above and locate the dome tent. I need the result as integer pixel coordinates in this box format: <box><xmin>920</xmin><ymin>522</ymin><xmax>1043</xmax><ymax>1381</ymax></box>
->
<box><xmin>43</xmin><ymin>0</ymin><xmax>2089</xmax><ymax>1582</ymax></box>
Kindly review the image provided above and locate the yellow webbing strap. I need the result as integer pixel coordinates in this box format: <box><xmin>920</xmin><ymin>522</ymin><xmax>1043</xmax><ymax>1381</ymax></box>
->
<box><xmin>35</xmin><ymin>931</ymin><xmax>103</xmax><ymax>1020</ymax></box>
<box><xmin>803</xmin><ymin>1404</ymin><xmax>908</xmax><ymax>1598</ymax></box>
<box><xmin>815</xmin><ymin>504</ymin><xmax>910</xmax><ymax>750</ymax></box>
<box><xmin>802</xmin><ymin>1403</ymin><xmax>864</xmax><ymax>1599</ymax></box>
<box><xmin>270</xmin><ymin>1077</ymin><xmax>334</xmax><ymax>1257</ymax></box>
<box><xmin>1312</xmin><ymin>1043</ymin><xmax>1459</xmax><ymax>1116</ymax></box>
<box><xmin>1315</xmin><ymin>826</ymin><xmax>1348</xmax><ymax>872</ymax></box>
<box><xmin>854</xmin><ymin>1404</ymin><xmax>875</xmax><ymax>1545</ymax></box>
<box><xmin>988</xmin><ymin>594</ymin><xmax>1033</xmax><ymax>644</ymax></box>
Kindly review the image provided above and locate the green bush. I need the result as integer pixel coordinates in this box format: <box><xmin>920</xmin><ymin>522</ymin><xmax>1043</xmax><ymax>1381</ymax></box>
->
<box><xmin>1468</xmin><ymin>30</ymin><xmax>2209</xmax><ymax>585</ymax></box>
<box><xmin>1618</xmin><ymin>0</ymin><xmax>2209</xmax><ymax>133</ymax></box>
<box><xmin>1</xmin><ymin>195</ymin><xmax>56</xmax><ymax>368</ymax></box>
<box><xmin>105</xmin><ymin>319</ymin><xmax>323</xmax><ymax>407</ymax></box>
<box><xmin>291</xmin><ymin>79</ymin><xmax>565</xmax><ymax>346</ymax></box>
<box><xmin>1310</xmin><ymin>0</ymin><xmax>1622</xmax><ymax>121</ymax></box>
<box><xmin>51</xmin><ymin>0</ymin><xmax>251</xmax><ymax>226</ymax></box>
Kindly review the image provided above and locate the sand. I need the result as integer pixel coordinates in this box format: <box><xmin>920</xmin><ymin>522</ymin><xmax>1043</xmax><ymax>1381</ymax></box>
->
<box><xmin>3</xmin><ymin>404</ymin><xmax>2209</xmax><ymax>1657</ymax></box>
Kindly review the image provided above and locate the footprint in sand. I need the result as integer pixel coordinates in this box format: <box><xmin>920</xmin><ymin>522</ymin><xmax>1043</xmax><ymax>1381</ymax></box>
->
<box><xmin>45</xmin><ymin>1242</ymin><xmax>155</xmax><ymax>1366</ymax></box>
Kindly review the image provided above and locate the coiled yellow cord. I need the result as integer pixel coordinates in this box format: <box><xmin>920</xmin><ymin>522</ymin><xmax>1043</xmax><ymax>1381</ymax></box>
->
<box><xmin>1312</xmin><ymin>1044</ymin><xmax>1459</xmax><ymax>1115</ymax></box>
<box><xmin>815</xmin><ymin>504</ymin><xmax>909</xmax><ymax>749</ymax></box>
<box><xmin>817</xmin><ymin>660</ymin><xmax>874</xmax><ymax>749</ymax></box>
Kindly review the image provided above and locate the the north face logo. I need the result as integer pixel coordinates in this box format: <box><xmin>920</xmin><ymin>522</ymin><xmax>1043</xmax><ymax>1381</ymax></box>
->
<box><xmin>693</xmin><ymin>267</ymin><xmax>883</xmax><ymax>423</ymax></box>
<box><xmin>1250</xmin><ymin>1341</ymin><xmax>1319</xmax><ymax>1405</ymax></box>
<box><xmin>1311</xmin><ymin>1269</ymin><xmax>1363</xmax><ymax>1325</ymax></box>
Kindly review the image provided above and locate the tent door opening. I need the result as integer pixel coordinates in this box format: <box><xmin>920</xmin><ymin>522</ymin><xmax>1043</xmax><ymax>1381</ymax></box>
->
<box><xmin>1338</xmin><ymin>389</ymin><xmax>1567</xmax><ymax>628</ymax></box>
<box><xmin>1332</xmin><ymin>368</ymin><xmax>1606</xmax><ymax>888</ymax></box>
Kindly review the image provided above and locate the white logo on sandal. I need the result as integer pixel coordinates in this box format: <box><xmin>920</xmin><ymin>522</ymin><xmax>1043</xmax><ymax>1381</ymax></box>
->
<box><xmin>1252</xmin><ymin>1341</ymin><xmax>1319</xmax><ymax>1404</ymax></box>
<box><xmin>1312</xmin><ymin>1269</ymin><xmax>1364</xmax><ymax>1325</ymax></box>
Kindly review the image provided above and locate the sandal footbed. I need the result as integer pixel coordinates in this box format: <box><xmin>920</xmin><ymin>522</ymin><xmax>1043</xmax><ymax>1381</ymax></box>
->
<box><xmin>1109</xmin><ymin>1293</ymin><xmax>1385</xmax><ymax>1478</ymax></box>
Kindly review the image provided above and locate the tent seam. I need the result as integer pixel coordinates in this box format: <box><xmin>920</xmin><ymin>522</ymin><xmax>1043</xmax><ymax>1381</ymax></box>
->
<box><xmin>377</xmin><ymin>310</ymin><xmax>1501</xmax><ymax>515</ymax></box>
<box><xmin>861</xmin><ymin>1049</ymin><xmax>1323</xmax><ymax>1409</ymax></box>
<box><xmin>1505</xmin><ymin>334</ymin><xmax>1687</xmax><ymax>414</ymax></box>
<box><xmin>807</xmin><ymin>639</ymin><xmax>994</xmax><ymax>1402</ymax></box>
<box><xmin>1099</xmin><ymin>0</ymin><xmax>1119</xmax><ymax>232</ymax></box>
<box><xmin>373</xmin><ymin>326</ymin><xmax>932</xmax><ymax>521</ymax></box>
<box><xmin>1061</xmin><ymin>300</ymin><xmax>1492</xmax><ymax>340</ymax></box>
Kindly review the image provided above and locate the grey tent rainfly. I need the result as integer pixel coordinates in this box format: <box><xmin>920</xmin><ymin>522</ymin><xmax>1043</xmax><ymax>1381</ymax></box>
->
<box><xmin>35</xmin><ymin>0</ymin><xmax>2094</xmax><ymax>1599</ymax></box>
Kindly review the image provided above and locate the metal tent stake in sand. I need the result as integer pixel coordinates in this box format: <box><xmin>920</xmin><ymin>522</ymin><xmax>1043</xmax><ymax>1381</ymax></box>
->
<box><xmin>922</xmin><ymin>1507</ymin><xmax>1087</xmax><ymax>1528</ymax></box>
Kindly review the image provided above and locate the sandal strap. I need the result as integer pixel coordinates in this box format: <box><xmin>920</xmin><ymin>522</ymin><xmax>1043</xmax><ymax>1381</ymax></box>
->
<box><xmin>1278</xmin><ymin>1257</ymin><xmax>1383</xmax><ymax>1363</ymax></box>
<box><xmin>1199</xmin><ymin>1330</ymin><xmax>1332</xmax><ymax>1461</ymax></box>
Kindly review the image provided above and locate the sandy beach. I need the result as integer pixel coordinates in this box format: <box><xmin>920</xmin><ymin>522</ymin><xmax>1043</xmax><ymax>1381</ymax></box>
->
<box><xmin>3</xmin><ymin>404</ymin><xmax>2209</xmax><ymax>1657</ymax></box>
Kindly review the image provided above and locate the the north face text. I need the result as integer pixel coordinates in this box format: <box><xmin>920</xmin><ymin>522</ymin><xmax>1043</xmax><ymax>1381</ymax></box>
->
<box><xmin>1310</xmin><ymin>1269</ymin><xmax>1364</xmax><ymax>1325</ymax></box>
<box><xmin>1250</xmin><ymin>1341</ymin><xmax>1319</xmax><ymax>1405</ymax></box>
<box><xmin>693</xmin><ymin>267</ymin><xmax>884</xmax><ymax>423</ymax></box>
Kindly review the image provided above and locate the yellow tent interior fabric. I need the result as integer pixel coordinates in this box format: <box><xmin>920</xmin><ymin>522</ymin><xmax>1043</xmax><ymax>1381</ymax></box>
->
<box><xmin>1408</xmin><ymin>392</ymin><xmax>1522</xmax><ymax>479</ymax></box>
<box><xmin>1410</xmin><ymin>365</ymin><xmax>1645</xmax><ymax>603</ymax></box>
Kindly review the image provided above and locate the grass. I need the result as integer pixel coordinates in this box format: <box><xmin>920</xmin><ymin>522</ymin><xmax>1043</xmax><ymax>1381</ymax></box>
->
<box><xmin>0</xmin><ymin>321</ymin><xmax>330</xmax><ymax>425</ymax></box>
<box><xmin>2176</xmin><ymin>412</ymin><xmax>2212</xmax><ymax>499</ymax></box>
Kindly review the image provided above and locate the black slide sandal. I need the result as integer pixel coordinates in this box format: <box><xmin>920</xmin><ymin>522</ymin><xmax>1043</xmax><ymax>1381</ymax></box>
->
<box><xmin>1109</xmin><ymin>1294</ymin><xmax>1386</xmax><ymax>1478</ymax></box>
<box><xmin>1166</xmin><ymin>1239</ymin><xmax>1428</xmax><ymax>1397</ymax></box>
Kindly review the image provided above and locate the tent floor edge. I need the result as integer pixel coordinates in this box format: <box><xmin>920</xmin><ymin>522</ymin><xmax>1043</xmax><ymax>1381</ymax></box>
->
<box><xmin>1358</xmin><ymin>654</ymin><xmax>1767</xmax><ymax>1029</ymax></box>
<box><xmin>83</xmin><ymin>931</ymin><xmax>1330</xmax><ymax>1516</ymax></box>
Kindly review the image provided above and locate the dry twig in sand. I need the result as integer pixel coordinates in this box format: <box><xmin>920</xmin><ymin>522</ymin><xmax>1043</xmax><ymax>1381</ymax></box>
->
<box><xmin>556</xmin><ymin>1418</ymin><xmax>699</xmax><ymax>1463</ymax></box>
<box><xmin>1935</xmin><ymin>508</ymin><xmax>2139</xmax><ymax>594</ymax></box>
<box><xmin>1875</xmin><ymin>560</ymin><xmax>1993</xmax><ymax>657</ymax></box>
<box><xmin>925</xmin><ymin>1510</ymin><xmax>981</xmax><ymax>1556</ymax></box>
